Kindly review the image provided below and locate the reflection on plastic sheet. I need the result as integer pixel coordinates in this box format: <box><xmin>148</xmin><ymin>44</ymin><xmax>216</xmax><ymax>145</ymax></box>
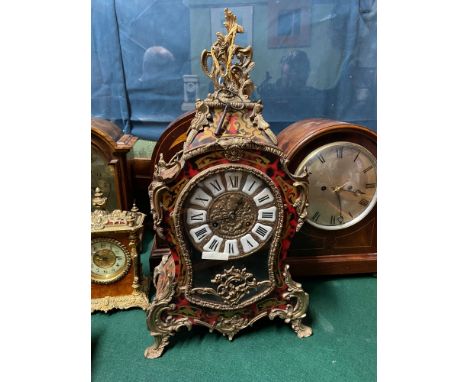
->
<box><xmin>91</xmin><ymin>0</ymin><xmax>377</xmax><ymax>138</ymax></box>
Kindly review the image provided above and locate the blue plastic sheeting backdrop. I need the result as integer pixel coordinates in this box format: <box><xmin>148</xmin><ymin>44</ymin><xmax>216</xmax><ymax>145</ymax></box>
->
<box><xmin>91</xmin><ymin>0</ymin><xmax>376</xmax><ymax>140</ymax></box>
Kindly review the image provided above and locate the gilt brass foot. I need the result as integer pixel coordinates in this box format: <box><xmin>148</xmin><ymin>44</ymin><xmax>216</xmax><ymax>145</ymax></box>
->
<box><xmin>144</xmin><ymin>335</ymin><xmax>170</xmax><ymax>359</ymax></box>
<box><xmin>291</xmin><ymin>318</ymin><xmax>313</xmax><ymax>338</ymax></box>
<box><xmin>268</xmin><ymin>265</ymin><xmax>313</xmax><ymax>338</ymax></box>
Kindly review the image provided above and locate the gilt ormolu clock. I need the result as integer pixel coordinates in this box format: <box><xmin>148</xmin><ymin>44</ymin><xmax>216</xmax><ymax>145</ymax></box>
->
<box><xmin>145</xmin><ymin>9</ymin><xmax>312</xmax><ymax>359</ymax></box>
<box><xmin>91</xmin><ymin>188</ymin><xmax>149</xmax><ymax>313</ymax></box>
<box><xmin>277</xmin><ymin>119</ymin><xmax>377</xmax><ymax>276</ymax></box>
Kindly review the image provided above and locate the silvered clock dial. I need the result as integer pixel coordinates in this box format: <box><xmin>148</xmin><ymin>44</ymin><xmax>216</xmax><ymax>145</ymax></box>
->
<box><xmin>297</xmin><ymin>141</ymin><xmax>377</xmax><ymax>230</ymax></box>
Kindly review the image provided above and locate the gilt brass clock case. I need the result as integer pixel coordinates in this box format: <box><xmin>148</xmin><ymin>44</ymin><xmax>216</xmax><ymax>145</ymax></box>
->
<box><xmin>145</xmin><ymin>8</ymin><xmax>312</xmax><ymax>359</ymax></box>
<box><xmin>91</xmin><ymin>196</ymin><xmax>149</xmax><ymax>313</ymax></box>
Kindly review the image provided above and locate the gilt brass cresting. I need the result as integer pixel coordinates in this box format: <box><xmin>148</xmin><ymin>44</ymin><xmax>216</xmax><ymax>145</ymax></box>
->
<box><xmin>201</xmin><ymin>8</ymin><xmax>254</xmax><ymax>99</ymax></box>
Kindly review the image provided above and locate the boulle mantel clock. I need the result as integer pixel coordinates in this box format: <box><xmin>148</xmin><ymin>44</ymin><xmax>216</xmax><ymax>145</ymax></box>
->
<box><xmin>91</xmin><ymin>118</ymin><xmax>137</xmax><ymax>211</ymax></box>
<box><xmin>91</xmin><ymin>188</ymin><xmax>149</xmax><ymax>312</ymax></box>
<box><xmin>277</xmin><ymin>118</ymin><xmax>377</xmax><ymax>276</ymax></box>
<box><xmin>145</xmin><ymin>9</ymin><xmax>312</xmax><ymax>359</ymax></box>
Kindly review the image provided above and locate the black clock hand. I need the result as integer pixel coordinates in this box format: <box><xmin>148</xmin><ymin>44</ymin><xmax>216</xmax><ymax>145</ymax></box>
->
<box><xmin>335</xmin><ymin>191</ymin><xmax>342</xmax><ymax>218</ymax></box>
<box><xmin>341</xmin><ymin>188</ymin><xmax>366</xmax><ymax>196</ymax></box>
<box><xmin>332</xmin><ymin>185</ymin><xmax>344</xmax><ymax>221</ymax></box>
<box><xmin>232</xmin><ymin>196</ymin><xmax>245</xmax><ymax>215</ymax></box>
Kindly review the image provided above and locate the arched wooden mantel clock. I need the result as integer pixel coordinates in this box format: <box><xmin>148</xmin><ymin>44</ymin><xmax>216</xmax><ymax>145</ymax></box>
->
<box><xmin>277</xmin><ymin>119</ymin><xmax>377</xmax><ymax>276</ymax></box>
<box><xmin>145</xmin><ymin>9</ymin><xmax>312</xmax><ymax>359</ymax></box>
<box><xmin>91</xmin><ymin>118</ymin><xmax>137</xmax><ymax>212</ymax></box>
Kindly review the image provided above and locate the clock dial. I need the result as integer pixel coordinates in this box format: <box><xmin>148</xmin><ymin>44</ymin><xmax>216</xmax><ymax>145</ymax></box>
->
<box><xmin>183</xmin><ymin>169</ymin><xmax>279</xmax><ymax>259</ymax></box>
<box><xmin>297</xmin><ymin>141</ymin><xmax>377</xmax><ymax>230</ymax></box>
<box><xmin>91</xmin><ymin>238</ymin><xmax>131</xmax><ymax>284</ymax></box>
<box><xmin>91</xmin><ymin>147</ymin><xmax>117</xmax><ymax>211</ymax></box>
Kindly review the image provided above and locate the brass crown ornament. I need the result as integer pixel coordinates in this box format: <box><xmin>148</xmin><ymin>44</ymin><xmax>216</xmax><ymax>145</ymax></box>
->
<box><xmin>145</xmin><ymin>8</ymin><xmax>312</xmax><ymax>359</ymax></box>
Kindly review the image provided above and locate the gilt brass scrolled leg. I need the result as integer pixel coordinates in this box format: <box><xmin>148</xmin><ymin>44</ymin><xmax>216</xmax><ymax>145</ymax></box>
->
<box><xmin>144</xmin><ymin>334</ymin><xmax>170</xmax><ymax>359</ymax></box>
<box><xmin>268</xmin><ymin>265</ymin><xmax>313</xmax><ymax>338</ymax></box>
<box><xmin>291</xmin><ymin>317</ymin><xmax>313</xmax><ymax>338</ymax></box>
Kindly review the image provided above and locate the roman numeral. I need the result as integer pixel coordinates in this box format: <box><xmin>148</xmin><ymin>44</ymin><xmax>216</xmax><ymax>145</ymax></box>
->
<box><xmin>348</xmin><ymin>211</ymin><xmax>353</xmax><ymax>218</ymax></box>
<box><xmin>209</xmin><ymin>239</ymin><xmax>220</xmax><ymax>250</ymax></box>
<box><xmin>336</xmin><ymin>146</ymin><xmax>343</xmax><ymax>158</ymax></box>
<box><xmin>228</xmin><ymin>242</ymin><xmax>234</xmax><ymax>254</ymax></box>
<box><xmin>190</xmin><ymin>213</ymin><xmax>204</xmax><ymax>221</ymax></box>
<box><xmin>246</xmin><ymin>239</ymin><xmax>254</xmax><ymax>248</ymax></box>
<box><xmin>256</xmin><ymin>226</ymin><xmax>268</xmax><ymax>238</ymax></box>
<box><xmin>248</xmin><ymin>181</ymin><xmax>257</xmax><ymax>191</ymax></box>
<box><xmin>330</xmin><ymin>215</ymin><xmax>336</xmax><ymax>225</ymax></box>
<box><xmin>359</xmin><ymin>199</ymin><xmax>370</xmax><ymax>207</ymax></box>
<box><xmin>195</xmin><ymin>197</ymin><xmax>209</xmax><ymax>202</ymax></box>
<box><xmin>311</xmin><ymin>211</ymin><xmax>320</xmax><ymax>222</ymax></box>
<box><xmin>229</xmin><ymin>175</ymin><xmax>239</xmax><ymax>188</ymax></box>
<box><xmin>317</xmin><ymin>154</ymin><xmax>326</xmax><ymax>164</ymax></box>
<box><xmin>354</xmin><ymin>151</ymin><xmax>361</xmax><ymax>162</ymax></box>
<box><xmin>365</xmin><ymin>183</ymin><xmax>376</xmax><ymax>188</ymax></box>
<box><xmin>209</xmin><ymin>180</ymin><xmax>222</xmax><ymax>192</ymax></box>
<box><xmin>262</xmin><ymin>211</ymin><xmax>273</xmax><ymax>219</ymax></box>
<box><xmin>258</xmin><ymin>195</ymin><xmax>270</xmax><ymax>203</ymax></box>
<box><xmin>363</xmin><ymin>166</ymin><xmax>373</xmax><ymax>174</ymax></box>
<box><xmin>194</xmin><ymin>227</ymin><xmax>208</xmax><ymax>239</ymax></box>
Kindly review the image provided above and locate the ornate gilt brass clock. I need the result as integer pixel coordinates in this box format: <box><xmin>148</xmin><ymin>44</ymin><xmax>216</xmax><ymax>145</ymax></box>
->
<box><xmin>277</xmin><ymin>119</ymin><xmax>377</xmax><ymax>276</ymax></box>
<box><xmin>91</xmin><ymin>188</ymin><xmax>149</xmax><ymax>313</ymax></box>
<box><xmin>145</xmin><ymin>9</ymin><xmax>312</xmax><ymax>358</ymax></box>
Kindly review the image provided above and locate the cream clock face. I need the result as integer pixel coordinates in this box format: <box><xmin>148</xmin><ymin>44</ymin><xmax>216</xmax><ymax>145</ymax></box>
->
<box><xmin>297</xmin><ymin>141</ymin><xmax>377</xmax><ymax>230</ymax></box>
<box><xmin>183</xmin><ymin>169</ymin><xmax>279</xmax><ymax>260</ymax></box>
<box><xmin>91</xmin><ymin>238</ymin><xmax>130</xmax><ymax>284</ymax></box>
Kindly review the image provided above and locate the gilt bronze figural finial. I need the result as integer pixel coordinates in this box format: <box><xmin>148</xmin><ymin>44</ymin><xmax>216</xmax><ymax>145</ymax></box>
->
<box><xmin>201</xmin><ymin>8</ymin><xmax>255</xmax><ymax>99</ymax></box>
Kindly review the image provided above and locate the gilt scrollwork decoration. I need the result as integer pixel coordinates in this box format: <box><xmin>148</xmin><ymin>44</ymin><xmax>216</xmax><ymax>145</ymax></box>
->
<box><xmin>145</xmin><ymin>255</ymin><xmax>193</xmax><ymax>359</ymax></box>
<box><xmin>281</xmin><ymin>158</ymin><xmax>310</xmax><ymax>231</ymax></box>
<box><xmin>149</xmin><ymin>152</ymin><xmax>184</xmax><ymax>238</ymax></box>
<box><xmin>268</xmin><ymin>264</ymin><xmax>312</xmax><ymax>338</ymax></box>
<box><xmin>201</xmin><ymin>8</ymin><xmax>255</xmax><ymax>99</ymax></box>
<box><xmin>192</xmin><ymin>266</ymin><xmax>271</xmax><ymax>307</ymax></box>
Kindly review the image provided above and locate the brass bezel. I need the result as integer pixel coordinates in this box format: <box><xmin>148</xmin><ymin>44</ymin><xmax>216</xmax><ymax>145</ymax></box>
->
<box><xmin>91</xmin><ymin>237</ymin><xmax>131</xmax><ymax>284</ymax></box>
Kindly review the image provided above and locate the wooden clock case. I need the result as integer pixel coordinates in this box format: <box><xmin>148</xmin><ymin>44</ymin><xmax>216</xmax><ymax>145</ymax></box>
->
<box><xmin>91</xmin><ymin>118</ymin><xmax>138</xmax><ymax>211</ymax></box>
<box><xmin>277</xmin><ymin>118</ymin><xmax>377</xmax><ymax>276</ymax></box>
<box><xmin>148</xmin><ymin>111</ymin><xmax>195</xmax><ymax>271</ymax></box>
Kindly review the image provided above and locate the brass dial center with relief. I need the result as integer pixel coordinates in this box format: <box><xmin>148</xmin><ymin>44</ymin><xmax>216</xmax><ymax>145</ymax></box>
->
<box><xmin>184</xmin><ymin>166</ymin><xmax>279</xmax><ymax>260</ymax></box>
<box><xmin>297</xmin><ymin>141</ymin><xmax>377</xmax><ymax>230</ymax></box>
<box><xmin>208</xmin><ymin>192</ymin><xmax>257</xmax><ymax>238</ymax></box>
